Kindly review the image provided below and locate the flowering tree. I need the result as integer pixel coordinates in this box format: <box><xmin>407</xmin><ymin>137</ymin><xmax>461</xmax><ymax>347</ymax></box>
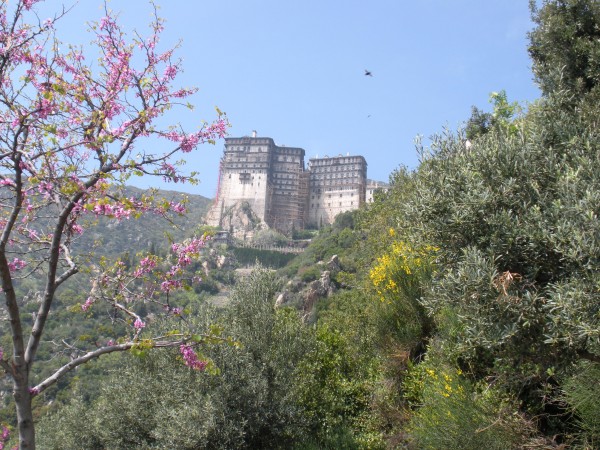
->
<box><xmin>0</xmin><ymin>1</ymin><xmax>228</xmax><ymax>448</ymax></box>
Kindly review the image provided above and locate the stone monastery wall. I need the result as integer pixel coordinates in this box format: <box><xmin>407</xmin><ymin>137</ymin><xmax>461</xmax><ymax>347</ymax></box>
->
<box><xmin>206</xmin><ymin>135</ymin><xmax>369</xmax><ymax>234</ymax></box>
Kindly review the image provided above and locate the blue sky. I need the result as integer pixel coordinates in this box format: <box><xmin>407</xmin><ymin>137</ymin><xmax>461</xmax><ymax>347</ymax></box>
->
<box><xmin>44</xmin><ymin>1</ymin><xmax>540</xmax><ymax>198</ymax></box>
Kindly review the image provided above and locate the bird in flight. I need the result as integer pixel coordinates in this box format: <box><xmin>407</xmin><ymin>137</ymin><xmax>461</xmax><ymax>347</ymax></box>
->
<box><xmin>364</xmin><ymin>69</ymin><xmax>373</xmax><ymax>77</ymax></box>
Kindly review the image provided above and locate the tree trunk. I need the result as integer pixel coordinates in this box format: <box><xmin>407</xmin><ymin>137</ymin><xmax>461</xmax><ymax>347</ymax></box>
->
<box><xmin>14</xmin><ymin>368</ymin><xmax>35</xmax><ymax>449</ymax></box>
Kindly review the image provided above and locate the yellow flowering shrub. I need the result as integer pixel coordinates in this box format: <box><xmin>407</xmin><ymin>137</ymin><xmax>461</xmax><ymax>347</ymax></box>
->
<box><xmin>367</xmin><ymin>240</ymin><xmax>439</xmax><ymax>351</ymax></box>
<box><xmin>369</xmin><ymin>240</ymin><xmax>437</xmax><ymax>302</ymax></box>
<box><xmin>406</xmin><ymin>359</ymin><xmax>530</xmax><ymax>449</ymax></box>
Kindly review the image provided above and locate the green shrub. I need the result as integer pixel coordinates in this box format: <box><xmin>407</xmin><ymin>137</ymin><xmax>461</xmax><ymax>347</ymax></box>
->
<box><xmin>295</xmin><ymin>324</ymin><xmax>384</xmax><ymax>449</ymax></box>
<box><xmin>407</xmin><ymin>356</ymin><xmax>532</xmax><ymax>450</ymax></box>
<box><xmin>299</xmin><ymin>265</ymin><xmax>321</xmax><ymax>283</ymax></box>
<box><xmin>562</xmin><ymin>361</ymin><xmax>600</xmax><ymax>448</ymax></box>
<box><xmin>194</xmin><ymin>275</ymin><xmax>219</xmax><ymax>294</ymax></box>
<box><xmin>38</xmin><ymin>269</ymin><xmax>317</xmax><ymax>449</ymax></box>
<box><xmin>292</xmin><ymin>228</ymin><xmax>316</xmax><ymax>240</ymax></box>
<box><xmin>232</xmin><ymin>247</ymin><xmax>296</xmax><ymax>268</ymax></box>
<box><xmin>252</xmin><ymin>228</ymin><xmax>289</xmax><ymax>246</ymax></box>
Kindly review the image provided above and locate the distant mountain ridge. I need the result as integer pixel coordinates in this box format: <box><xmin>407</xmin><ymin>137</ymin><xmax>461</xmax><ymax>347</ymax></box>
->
<box><xmin>72</xmin><ymin>186</ymin><xmax>213</xmax><ymax>260</ymax></box>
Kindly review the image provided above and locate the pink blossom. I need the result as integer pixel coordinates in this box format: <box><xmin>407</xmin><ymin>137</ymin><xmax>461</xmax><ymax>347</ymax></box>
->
<box><xmin>0</xmin><ymin>425</ymin><xmax>9</xmax><ymax>450</ymax></box>
<box><xmin>98</xmin><ymin>16</ymin><xmax>113</xmax><ymax>31</ymax></box>
<box><xmin>140</xmin><ymin>256</ymin><xmax>157</xmax><ymax>268</ymax></box>
<box><xmin>112</xmin><ymin>206</ymin><xmax>131</xmax><ymax>220</ymax></box>
<box><xmin>180</xmin><ymin>133</ymin><xmax>200</xmax><ymax>152</ymax></box>
<box><xmin>23</xmin><ymin>0</ymin><xmax>39</xmax><ymax>10</ymax></box>
<box><xmin>163</xmin><ymin>64</ymin><xmax>177</xmax><ymax>80</ymax></box>
<box><xmin>205</xmin><ymin>118</ymin><xmax>229</xmax><ymax>139</ymax></box>
<box><xmin>133</xmin><ymin>319</ymin><xmax>145</xmax><ymax>331</ymax></box>
<box><xmin>0</xmin><ymin>347</ymin><xmax>3</xmax><ymax>360</ymax></box>
<box><xmin>180</xmin><ymin>344</ymin><xmax>207</xmax><ymax>371</ymax></box>
<box><xmin>8</xmin><ymin>258</ymin><xmax>26</xmax><ymax>272</ymax></box>
<box><xmin>37</xmin><ymin>181</ymin><xmax>53</xmax><ymax>197</ymax></box>
<box><xmin>93</xmin><ymin>203</ymin><xmax>106</xmax><ymax>214</ymax></box>
<box><xmin>133</xmin><ymin>256</ymin><xmax>157</xmax><ymax>277</ymax></box>
<box><xmin>70</xmin><ymin>223</ymin><xmax>84</xmax><ymax>235</ymax></box>
<box><xmin>170</xmin><ymin>202</ymin><xmax>186</xmax><ymax>213</ymax></box>
<box><xmin>160</xmin><ymin>279</ymin><xmax>182</xmax><ymax>292</ymax></box>
<box><xmin>81</xmin><ymin>297</ymin><xmax>94</xmax><ymax>311</ymax></box>
<box><xmin>91</xmin><ymin>202</ymin><xmax>131</xmax><ymax>220</ymax></box>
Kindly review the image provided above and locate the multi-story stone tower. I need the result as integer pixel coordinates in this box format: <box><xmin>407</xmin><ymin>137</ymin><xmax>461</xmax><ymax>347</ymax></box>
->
<box><xmin>306</xmin><ymin>155</ymin><xmax>367</xmax><ymax>228</ymax></box>
<box><xmin>206</xmin><ymin>135</ymin><xmax>306</xmax><ymax>234</ymax></box>
<box><xmin>206</xmin><ymin>134</ymin><xmax>369</xmax><ymax>236</ymax></box>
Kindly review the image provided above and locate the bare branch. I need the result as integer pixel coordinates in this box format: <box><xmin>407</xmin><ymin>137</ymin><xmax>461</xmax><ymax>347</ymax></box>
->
<box><xmin>54</xmin><ymin>244</ymin><xmax>78</xmax><ymax>288</ymax></box>
<box><xmin>33</xmin><ymin>339</ymin><xmax>187</xmax><ymax>394</ymax></box>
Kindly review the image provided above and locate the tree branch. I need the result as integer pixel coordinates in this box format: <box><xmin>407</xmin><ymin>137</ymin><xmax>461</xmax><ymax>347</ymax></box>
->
<box><xmin>33</xmin><ymin>339</ymin><xmax>186</xmax><ymax>394</ymax></box>
<box><xmin>54</xmin><ymin>244</ymin><xmax>78</xmax><ymax>289</ymax></box>
<box><xmin>577</xmin><ymin>349</ymin><xmax>600</xmax><ymax>365</ymax></box>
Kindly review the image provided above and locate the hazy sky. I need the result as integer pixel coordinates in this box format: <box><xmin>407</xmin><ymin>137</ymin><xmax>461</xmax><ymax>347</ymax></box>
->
<box><xmin>42</xmin><ymin>1</ymin><xmax>540</xmax><ymax>198</ymax></box>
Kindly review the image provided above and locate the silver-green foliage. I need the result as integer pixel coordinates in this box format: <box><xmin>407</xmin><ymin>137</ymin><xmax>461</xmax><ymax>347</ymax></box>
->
<box><xmin>38</xmin><ymin>268</ymin><xmax>315</xmax><ymax>449</ymax></box>
<box><xmin>412</xmin><ymin>91</ymin><xmax>600</xmax><ymax>371</ymax></box>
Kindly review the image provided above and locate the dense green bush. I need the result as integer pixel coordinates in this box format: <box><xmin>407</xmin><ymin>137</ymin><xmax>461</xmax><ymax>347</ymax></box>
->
<box><xmin>232</xmin><ymin>247</ymin><xmax>296</xmax><ymax>268</ymax></box>
<box><xmin>291</xmin><ymin>228</ymin><xmax>316</xmax><ymax>240</ymax></box>
<box><xmin>38</xmin><ymin>269</ymin><xmax>316</xmax><ymax>449</ymax></box>
<box><xmin>251</xmin><ymin>229</ymin><xmax>289</xmax><ymax>247</ymax></box>
<box><xmin>37</xmin><ymin>267</ymin><xmax>387</xmax><ymax>449</ymax></box>
<box><xmin>299</xmin><ymin>265</ymin><xmax>321</xmax><ymax>283</ymax></box>
<box><xmin>347</xmin><ymin>3</ymin><xmax>600</xmax><ymax>444</ymax></box>
<box><xmin>297</xmin><ymin>289</ymin><xmax>386</xmax><ymax>449</ymax></box>
<box><xmin>406</xmin><ymin>355</ymin><xmax>533</xmax><ymax>450</ymax></box>
<box><xmin>529</xmin><ymin>0</ymin><xmax>600</xmax><ymax>101</ymax></box>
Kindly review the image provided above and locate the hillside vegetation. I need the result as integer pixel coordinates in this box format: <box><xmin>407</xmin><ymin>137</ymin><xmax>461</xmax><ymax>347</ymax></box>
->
<box><xmin>72</xmin><ymin>186</ymin><xmax>213</xmax><ymax>260</ymax></box>
<box><xmin>5</xmin><ymin>1</ymin><xmax>600</xmax><ymax>448</ymax></box>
